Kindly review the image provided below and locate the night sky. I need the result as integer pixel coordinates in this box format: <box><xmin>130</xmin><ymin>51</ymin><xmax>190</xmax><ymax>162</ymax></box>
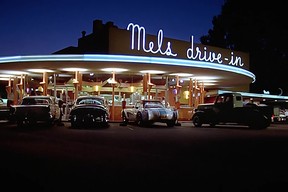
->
<box><xmin>0</xmin><ymin>0</ymin><xmax>223</xmax><ymax>57</ymax></box>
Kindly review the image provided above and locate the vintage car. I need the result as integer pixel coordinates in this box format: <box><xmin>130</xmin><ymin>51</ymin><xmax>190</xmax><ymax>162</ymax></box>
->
<box><xmin>121</xmin><ymin>100</ymin><xmax>178</xmax><ymax>127</ymax></box>
<box><xmin>10</xmin><ymin>95</ymin><xmax>62</xmax><ymax>127</ymax></box>
<box><xmin>69</xmin><ymin>95</ymin><xmax>110</xmax><ymax>128</ymax></box>
<box><xmin>0</xmin><ymin>98</ymin><xmax>10</xmax><ymax>120</ymax></box>
<box><xmin>192</xmin><ymin>92</ymin><xmax>272</xmax><ymax>129</ymax></box>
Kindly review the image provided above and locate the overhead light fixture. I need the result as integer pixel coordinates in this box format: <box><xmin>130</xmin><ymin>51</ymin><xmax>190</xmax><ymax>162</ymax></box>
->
<box><xmin>101</xmin><ymin>68</ymin><xmax>128</xmax><ymax>72</ymax></box>
<box><xmin>27</xmin><ymin>69</ymin><xmax>54</xmax><ymax>73</ymax></box>
<box><xmin>0</xmin><ymin>70</ymin><xmax>28</xmax><ymax>75</ymax></box>
<box><xmin>61</xmin><ymin>68</ymin><xmax>88</xmax><ymax>72</ymax></box>
<box><xmin>169</xmin><ymin>73</ymin><xmax>193</xmax><ymax>77</ymax></box>
<box><xmin>139</xmin><ymin>70</ymin><xmax>165</xmax><ymax>74</ymax></box>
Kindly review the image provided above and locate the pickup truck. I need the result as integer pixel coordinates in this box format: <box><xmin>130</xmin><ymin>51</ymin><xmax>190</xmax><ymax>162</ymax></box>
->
<box><xmin>191</xmin><ymin>92</ymin><xmax>273</xmax><ymax>129</ymax></box>
<box><xmin>10</xmin><ymin>95</ymin><xmax>62</xmax><ymax>127</ymax></box>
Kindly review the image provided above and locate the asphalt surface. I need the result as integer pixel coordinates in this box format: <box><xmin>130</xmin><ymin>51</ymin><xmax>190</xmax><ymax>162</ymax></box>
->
<box><xmin>1</xmin><ymin>121</ymin><xmax>288</xmax><ymax>192</ymax></box>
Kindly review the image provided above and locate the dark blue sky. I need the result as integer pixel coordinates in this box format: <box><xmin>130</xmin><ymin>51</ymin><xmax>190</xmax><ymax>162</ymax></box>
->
<box><xmin>0</xmin><ymin>0</ymin><xmax>223</xmax><ymax>57</ymax></box>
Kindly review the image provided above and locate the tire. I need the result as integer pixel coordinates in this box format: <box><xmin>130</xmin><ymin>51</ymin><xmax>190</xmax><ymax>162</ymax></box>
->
<box><xmin>136</xmin><ymin>113</ymin><xmax>144</xmax><ymax>127</ymax></box>
<box><xmin>70</xmin><ymin>115</ymin><xmax>78</xmax><ymax>128</ymax></box>
<box><xmin>121</xmin><ymin>112</ymin><xmax>128</xmax><ymax>126</ymax></box>
<box><xmin>167</xmin><ymin>120</ymin><xmax>175</xmax><ymax>127</ymax></box>
<box><xmin>46</xmin><ymin>119</ymin><xmax>54</xmax><ymax>127</ymax></box>
<box><xmin>100</xmin><ymin>113</ymin><xmax>109</xmax><ymax>128</ymax></box>
<box><xmin>248</xmin><ymin>111</ymin><xmax>270</xmax><ymax>130</ymax></box>
<box><xmin>17</xmin><ymin>120</ymin><xmax>24</xmax><ymax>128</ymax></box>
<box><xmin>192</xmin><ymin>115</ymin><xmax>202</xmax><ymax>127</ymax></box>
<box><xmin>25</xmin><ymin>118</ymin><xmax>37</xmax><ymax>127</ymax></box>
<box><xmin>209</xmin><ymin>123</ymin><xmax>216</xmax><ymax>127</ymax></box>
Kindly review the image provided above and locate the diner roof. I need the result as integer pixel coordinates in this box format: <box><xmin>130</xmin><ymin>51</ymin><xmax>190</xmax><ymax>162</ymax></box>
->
<box><xmin>0</xmin><ymin>54</ymin><xmax>255</xmax><ymax>90</ymax></box>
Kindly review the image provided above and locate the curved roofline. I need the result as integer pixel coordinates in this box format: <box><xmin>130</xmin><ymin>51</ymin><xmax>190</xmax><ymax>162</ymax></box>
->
<box><xmin>0</xmin><ymin>54</ymin><xmax>255</xmax><ymax>83</ymax></box>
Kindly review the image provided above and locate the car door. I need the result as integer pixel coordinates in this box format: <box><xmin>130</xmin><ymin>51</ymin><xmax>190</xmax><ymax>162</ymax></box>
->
<box><xmin>126</xmin><ymin>101</ymin><xmax>141</xmax><ymax>121</ymax></box>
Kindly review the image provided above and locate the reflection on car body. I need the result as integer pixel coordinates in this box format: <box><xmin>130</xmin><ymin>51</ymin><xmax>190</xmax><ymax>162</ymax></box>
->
<box><xmin>121</xmin><ymin>100</ymin><xmax>178</xmax><ymax>127</ymax></box>
<box><xmin>69</xmin><ymin>96</ymin><xmax>110</xmax><ymax>128</ymax></box>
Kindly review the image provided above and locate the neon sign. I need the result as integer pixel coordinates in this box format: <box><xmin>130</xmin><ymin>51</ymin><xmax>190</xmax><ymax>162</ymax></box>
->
<box><xmin>127</xmin><ymin>23</ymin><xmax>244</xmax><ymax>67</ymax></box>
<box><xmin>127</xmin><ymin>23</ymin><xmax>177</xmax><ymax>57</ymax></box>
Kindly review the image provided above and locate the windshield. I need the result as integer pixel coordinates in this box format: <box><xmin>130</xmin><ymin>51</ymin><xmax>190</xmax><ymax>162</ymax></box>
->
<box><xmin>76</xmin><ymin>98</ymin><xmax>104</xmax><ymax>105</ymax></box>
<box><xmin>22</xmin><ymin>98</ymin><xmax>51</xmax><ymax>105</ymax></box>
<box><xmin>144</xmin><ymin>102</ymin><xmax>164</xmax><ymax>108</ymax></box>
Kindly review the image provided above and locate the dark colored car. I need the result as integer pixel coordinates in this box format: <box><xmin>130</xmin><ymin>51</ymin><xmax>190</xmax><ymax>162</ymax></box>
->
<box><xmin>69</xmin><ymin>96</ymin><xmax>110</xmax><ymax>128</ymax></box>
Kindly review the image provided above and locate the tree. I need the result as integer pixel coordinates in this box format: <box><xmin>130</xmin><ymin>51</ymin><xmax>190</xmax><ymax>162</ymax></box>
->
<box><xmin>200</xmin><ymin>0</ymin><xmax>288</xmax><ymax>95</ymax></box>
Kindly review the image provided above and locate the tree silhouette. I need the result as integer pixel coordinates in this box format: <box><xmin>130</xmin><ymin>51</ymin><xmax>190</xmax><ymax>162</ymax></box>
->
<box><xmin>200</xmin><ymin>0</ymin><xmax>288</xmax><ymax>95</ymax></box>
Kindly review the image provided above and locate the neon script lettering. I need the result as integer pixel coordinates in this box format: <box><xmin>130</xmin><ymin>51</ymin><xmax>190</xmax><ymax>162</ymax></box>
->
<box><xmin>127</xmin><ymin>23</ymin><xmax>177</xmax><ymax>57</ymax></box>
<box><xmin>186</xmin><ymin>36</ymin><xmax>222</xmax><ymax>63</ymax></box>
<box><xmin>127</xmin><ymin>23</ymin><xmax>244</xmax><ymax>67</ymax></box>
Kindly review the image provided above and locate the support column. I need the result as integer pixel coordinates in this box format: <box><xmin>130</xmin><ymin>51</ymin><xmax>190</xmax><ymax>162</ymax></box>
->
<box><xmin>111</xmin><ymin>84</ymin><xmax>115</xmax><ymax>121</ymax></box>
<box><xmin>40</xmin><ymin>72</ymin><xmax>48</xmax><ymax>96</ymax></box>
<box><xmin>73</xmin><ymin>71</ymin><xmax>80</xmax><ymax>100</ymax></box>
<box><xmin>17</xmin><ymin>74</ymin><xmax>24</xmax><ymax>103</ymax></box>
<box><xmin>188</xmin><ymin>78</ymin><xmax>193</xmax><ymax>107</ymax></box>
<box><xmin>143</xmin><ymin>74</ymin><xmax>148</xmax><ymax>99</ymax></box>
<box><xmin>165</xmin><ymin>76</ymin><xmax>169</xmax><ymax>108</ymax></box>
<box><xmin>147</xmin><ymin>73</ymin><xmax>154</xmax><ymax>100</ymax></box>
<box><xmin>175</xmin><ymin>76</ymin><xmax>181</xmax><ymax>109</ymax></box>
<box><xmin>200</xmin><ymin>82</ymin><xmax>205</xmax><ymax>104</ymax></box>
<box><xmin>194</xmin><ymin>79</ymin><xmax>199</xmax><ymax>108</ymax></box>
<box><xmin>110</xmin><ymin>71</ymin><xmax>117</xmax><ymax>122</ymax></box>
<box><xmin>6</xmin><ymin>77</ymin><xmax>12</xmax><ymax>107</ymax></box>
<box><xmin>13</xmin><ymin>77</ymin><xmax>18</xmax><ymax>105</ymax></box>
<box><xmin>53</xmin><ymin>74</ymin><xmax>57</xmax><ymax>97</ymax></box>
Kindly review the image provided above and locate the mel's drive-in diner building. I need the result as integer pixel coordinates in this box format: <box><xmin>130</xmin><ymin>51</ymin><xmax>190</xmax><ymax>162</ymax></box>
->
<box><xmin>1</xmin><ymin>19</ymin><xmax>287</xmax><ymax>121</ymax></box>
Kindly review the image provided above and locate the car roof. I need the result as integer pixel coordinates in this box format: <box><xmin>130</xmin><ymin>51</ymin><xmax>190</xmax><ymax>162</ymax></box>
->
<box><xmin>141</xmin><ymin>100</ymin><xmax>161</xmax><ymax>103</ymax></box>
<box><xmin>23</xmin><ymin>95</ymin><xmax>54</xmax><ymax>99</ymax></box>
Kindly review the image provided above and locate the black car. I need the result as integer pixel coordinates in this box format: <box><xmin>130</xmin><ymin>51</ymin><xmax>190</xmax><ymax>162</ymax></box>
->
<box><xmin>69</xmin><ymin>96</ymin><xmax>110</xmax><ymax>128</ymax></box>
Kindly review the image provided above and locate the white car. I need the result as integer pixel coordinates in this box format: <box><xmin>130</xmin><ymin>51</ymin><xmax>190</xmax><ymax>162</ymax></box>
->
<box><xmin>121</xmin><ymin>100</ymin><xmax>178</xmax><ymax>127</ymax></box>
<box><xmin>10</xmin><ymin>96</ymin><xmax>62</xmax><ymax>127</ymax></box>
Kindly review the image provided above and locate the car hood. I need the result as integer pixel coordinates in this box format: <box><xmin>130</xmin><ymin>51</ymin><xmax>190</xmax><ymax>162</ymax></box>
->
<box><xmin>148</xmin><ymin>108</ymin><xmax>173</xmax><ymax>113</ymax></box>
<box><xmin>72</xmin><ymin>104</ymin><xmax>107</xmax><ymax>111</ymax></box>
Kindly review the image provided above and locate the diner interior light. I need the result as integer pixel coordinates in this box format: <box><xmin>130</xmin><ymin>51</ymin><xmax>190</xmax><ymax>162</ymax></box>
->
<box><xmin>0</xmin><ymin>70</ymin><xmax>28</xmax><ymax>75</ymax></box>
<box><xmin>169</xmin><ymin>73</ymin><xmax>193</xmax><ymax>77</ymax></box>
<box><xmin>101</xmin><ymin>68</ymin><xmax>128</xmax><ymax>72</ymax></box>
<box><xmin>130</xmin><ymin>86</ymin><xmax>135</xmax><ymax>92</ymax></box>
<box><xmin>61</xmin><ymin>68</ymin><xmax>88</xmax><ymax>72</ymax></box>
<box><xmin>139</xmin><ymin>70</ymin><xmax>165</xmax><ymax>74</ymax></box>
<box><xmin>194</xmin><ymin>76</ymin><xmax>221</xmax><ymax>80</ymax></box>
<box><xmin>0</xmin><ymin>74</ymin><xmax>12</xmax><ymax>78</ymax></box>
<box><xmin>0</xmin><ymin>77</ymin><xmax>10</xmax><ymax>81</ymax></box>
<box><xmin>27</xmin><ymin>69</ymin><xmax>54</xmax><ymax>73</ymax></box>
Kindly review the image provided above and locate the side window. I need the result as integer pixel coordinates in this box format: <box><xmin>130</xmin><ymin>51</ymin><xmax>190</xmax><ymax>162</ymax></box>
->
<box><xmin>236</xmin><ymin>96</ymin><xmax>242</xmax><ymax>101</ymax></box>
<box><xmin>225</xmin><ymin>95</ymin><xmax>232</xmax><ymax>103</ymax></box>
<box><xmin>216</xmin><ymin>96</ymin><xmax>225</xmax><ymax>104</ymax></box>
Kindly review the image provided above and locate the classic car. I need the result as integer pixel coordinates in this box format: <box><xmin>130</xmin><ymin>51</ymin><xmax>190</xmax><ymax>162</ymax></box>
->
<box><xmin>69</xmin><ymin>95</ymin><xmax>110</xmax><ymax>128</ymax></box>
<box><xmin>121</xmin><ymin>100</ymin><xmax>178</xmax><ymax>127</ymax></box>
<box><xmin>0</xmin><ymin>98</ymin><xmax>10</xmax><ymax>120</ymax></box>
<box><xmin>191</xmin><ymin>92</ymin><xmax>272</xmax><ymax>129</ymax></box>
<box><xmin>10</xmin><ymin>95</ymin><xmax>62</xmax><ymax>127</ymax></box>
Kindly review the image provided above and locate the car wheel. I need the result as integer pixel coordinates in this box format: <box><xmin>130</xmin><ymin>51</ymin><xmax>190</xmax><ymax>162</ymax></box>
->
<box><xmin>166</xmin><ymin>120</ymin><xmax>175</xmax><ymax>127</ymax></box>
<box><xmin>209</xmin><ymin>123</ymin><xmax>216</xmax><ymax>127</ymax></box>
<box><xmin>121</xmin><ymin>112</ymin><xmax>128</xmax><ymax>126</ymax></box>
<box><xmin>101</xmin><ymin>113</ymin><xmax>109</xmax><ymax>128</ymax></box>
<box><xmin>136</xmin><ymin>113</ymin><xmax>144</xmax><ymax>126</ymax></box>
<box><xmin>70</xmin><ymin>115</ymin><xmax>78</xmax><ymax>128</ymax></box>
<box><xmin>24</xmin><ymin>118</ymin><xmax>36</xmax><ymax>127</ymax></box>
<box><xmin>46</xmin><ymin>119</ymin><xmax>54</xmax><ymax>127</ymax></box>
<box><xmin>17</xmin><ymin>120</ymin><xmax>24</xmax><ymax>128</ymax></box>
<box><xmin>192</xmin><ymin>115</ymin><xmax>202</xmax><ymax>127</ymax></box>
